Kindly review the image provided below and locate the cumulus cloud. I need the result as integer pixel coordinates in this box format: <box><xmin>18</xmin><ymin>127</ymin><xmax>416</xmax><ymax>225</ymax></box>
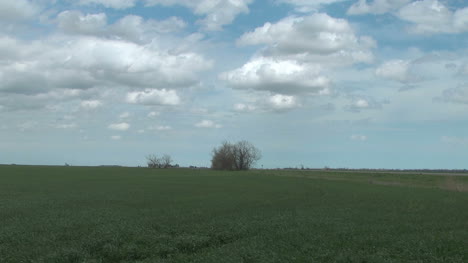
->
<box><xmin>108</xmin><ymin>122</ymin><xmax>130</xmax><ymax>131</ymax></box>
<box><xmin>277</xmin><ymin>0</ymin><xmax>349</xmax><ymax>13</ymax></box>
<box><xmin>0</xmin><ymin>0</ymin><xmax>39</xmax><ymax>22</ymax></box>
<box><xmin>268</xmin><ymin>94</ymin><xmax>300</xmax><ymax>111</ymax></box>
<box><xmin>126</xmin><ymin>89</ymin><xmax>181</xmax><ymax>106</ymax></box>
<box><xmin>0</xmin><ymin>89</ymin><xmax>87</xmax><ymax>111</ymax></box>
<box><xmin>237</xmin><ymin>13</ymin><xmax>375</xmax><ymax>65</ymax></box>
<box><xmin>145</xmin><ymin>0</ymin><xmax>254</xmax><ymax>31</ymax></box>
<box><xmin>348</xmin><ymin>0</ymin><xmax>411</xmax><ymax>15</ymax></box>
<box><xmin>375</xmin><ymin>59</ymin><xmax>413</xmax><ymax>83</ymax></box>
<box><xmin>348</xmin><ymin>0</ymin><xmax>468</xmax><ymax>34</ymax></box>
<box><xmin>375</xmin><ymin>52</ymin><xmax>462</xmax><ymax>85</ymax></box>
<box><xmin>223</xmin><ymin>13</ymin><xmax>375</xmax><ymax>100</ymax></box>
<box><xmin>221</xmin><ymin>57</ymin><xmax>330</xmax><ymax>95</ymax></box>
<box><xmin>345</xmin><ymin>97</ymin><xmax>386</xmax><ymax>112</ymax></box>
<box><xmin>79</xmin><ymin>0</ymin><xmax>138</xmax><ymax>9</ymax></box>
<box><xmin>148</xmin><ymin>125</ymin><xmax>172</xmax><ymax>131</ymax></box>
<box><xmin>147</xmin><ymin>111</ymin><xmax>160</xmax><ymax>117</ymax></box>
<box><xmin>233</xmin><ymin>103</ymin><xmax>257</xmax><ymax>112</ymax></box>
<box><xmin>233</xmin><ymin>93</ymin><xmax>303</xmax><ymax>113</ymax></box>
<box><xmin>57</xmin><ymin>11</ymin><xmax>107</xmax><ymax>35</ymax></box>
<box><xmin>194</xmin><ymin>120</ymin><xmax>222</xmax><ymax>128</ymax></box>
<box><xmin>397</xmin><ymin>0</ymin><xmax>468</xmax><ymax>34</ymax></box>
<box><xmin>0</xmin><ymin>36</ymin><xmax>23</xmax><ymax>60</ymax></box>
<box><xmin>57</xmin><ymin>11</ymin><xmax>187</xmax><ymax>42</ymax></box>
<box><xmin>119</xmin><ymin>112</ymin><xmax>131</xmax><ymax>119</ymax></box>
<box><xmin>110</xmin><ymin>135</ymin><xmax>122</xmax><ymax>140</ymax></box>
<box><xmin>453</xmin><ymin>8</ymin><xmax>468</xmax><ymax>32</ymax></box>
<box><xmin>80</xmin><ymin>0</ymin><xmax>254</xmax><ymax>30</ymax></box>
<box><xmin>80</xmin><ymin>100</ymin><xmax>103</xmax><ymax>110</ymax></box>
<box><xmin>0</xmin><ymin>35</ymin><xmax>211</xmax><ymax>100</ymax></box>
<box><xmin>111</xmin><ymin>15</ymin><xmax>186</xmax><ymax>41</ymax></box>
<box><xmin>54</xmin><ymin>123</ymin><xmax>78</xmax><ymax>129</ymax></box>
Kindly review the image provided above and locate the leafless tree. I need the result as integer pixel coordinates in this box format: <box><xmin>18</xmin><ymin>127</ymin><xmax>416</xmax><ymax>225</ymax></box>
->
<box><xmin>232</xmin><ymin>140</ymin><xmax>261</xmax><ymax>170</ymax></box>
<box><xmin>147</xmin><ymin>154</ymin><xmax>161</xmax><ymax>168</ymax></box>
<box><xmin>211</xmin><ymin>140</ymin><xmax>261</xmax><ymax>170</ymax></box>
<box><xmin>161</xmin><ymin>154</ymin><xmax>173</xmax><ymax>168</ymax></box>
<box><xmin>147</xmin><ymin>154</ymin><xmax>173</xmax><ymax>168</ymax></box>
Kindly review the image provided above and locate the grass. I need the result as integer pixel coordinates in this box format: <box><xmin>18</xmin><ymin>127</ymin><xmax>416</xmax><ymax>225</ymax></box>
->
<box><xmin>0</xmin><ymin>165</ymin><xmax>467</xmax><ymax>262</ymax></box>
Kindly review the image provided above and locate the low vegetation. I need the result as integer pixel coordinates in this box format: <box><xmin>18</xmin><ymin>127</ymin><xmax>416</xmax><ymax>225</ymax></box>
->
<box><xmin>0</xmin><ymin>165</ymin><xmax>467</xmax><ymax>262</ymax></box>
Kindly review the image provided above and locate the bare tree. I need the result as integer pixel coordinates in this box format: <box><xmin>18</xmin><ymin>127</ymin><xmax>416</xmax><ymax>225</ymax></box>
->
<box><xmin>147</xmin><ymin>154</ymin><xmax>161</xmax><ymax>168</ymax></box>
<box><xmin>147</xmin><ymin>154</ymin><xmax>173</xmax><ymax>168</ymax></box>
<box><xmin>233</xmin><ymin>140</ymin><xmax>261</xmax><ymax>170</ymax></box>
<box><xmin>211</xmin><ymin>140</ymin><xmax>261</xmax><ymax>170</ymax></box>
<box><xmin>161</xmin><ymin>154</ymin><xmax>173</xmax><ymax>168</ymax></box>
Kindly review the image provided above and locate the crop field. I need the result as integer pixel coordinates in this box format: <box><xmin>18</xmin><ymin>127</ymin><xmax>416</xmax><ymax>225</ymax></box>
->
<box><xmin>0</xmin><ymin>165</ymin><xmax>467</xmax><ymax>262</ymax></box>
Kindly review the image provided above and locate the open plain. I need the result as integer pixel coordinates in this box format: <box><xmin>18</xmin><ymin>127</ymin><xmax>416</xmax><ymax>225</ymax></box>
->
<box><xmin>1</xmin><ymin>165</ymin><xmax>467</xmax><ymax>262</ymax></box>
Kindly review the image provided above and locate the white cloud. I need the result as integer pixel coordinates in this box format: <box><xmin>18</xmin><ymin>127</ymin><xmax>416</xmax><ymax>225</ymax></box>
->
<box><xmin>0</xmin><ymin>0</ymin><xmax>39</xmax><ymax>22</ymax></box>
<box><xmin>345</xmin><ymin>97</ymin><xmax>386</xmax><ymax>112</ymax></box>
<box><xmin>453</xmin><ymin>8</ymin><xmax>468</xmax><ymax>32</ymax></box>
<box><xmin>350</xmin><ymin>134</ymin><xmax>368</xmax><ymax>141</ymax></box>
<box><xmin>58</xmin><ymin>11</ymin><xmax>187</xmax><ymax>42</ymax></box>
<box><xmin>348</xmin><ymin>1</ymin><xmax>468</xmax><ymax>34</ymax></box>
<box><xmin>79</xmin><ymin>0</ymin><xmax>138</xmax><ymax>9</ymax></box>
<box><xmin>268</xmin><ymin>94</ymin><xmax>300</xmax><ymax>111</ymax></box>
<box><xmin>233</xmin><ymin>103</ymin><xmax>256</xmax><ymax>112</ymax></box>
<box><xmin>0</xmin><ymin>36</ymin><xmax>23</xmax><ymax>60</ymax></box>
<box><xmin>147</xmin><ymin>111</ymin><xmax>160</xmax><ymax>117</ymax></box>
<box><xmin>111</xmin><ymin>15</ymin><xmax>186</xmax><ymax>41</ymax></box>
<box><xmin>108</xmin><ymin>122</ymin><xmax>130</xmax><ymax>131</ymax></box>
<box><xmin>57</xmin><ymin>11</ymin><xmax>107</xmax><ymax>36</ymax></box>
<box><xmin>237</xmin><ymin>13</ymin><xmax>375</xmax><ymax>65</ymax></box>
<box><xmin>54</xmin><ymin>123</ymin><xmax>78</xmax><ymax>129</ymax></box>
<box><xmin>397</xmin><ymin>0</ymin><xmax>468</xmax><ymax>34</ymax></box>
<box><xmin>149</xmin><ymin>125</ymin><xmax>172</xmax><ymax>131</ymax></box>
<box><xmin>126</xmin><ymin>89</ymin><xmax>181</xmax><ymax>106</ymax></box>
<box><xmin>348</xmin><ymin>0</ymin><xmax>411</xmax><ymax>15</ymax></box>
<box><xmin>119</xmin><ymin>112</ymin><xmax>131</xmax><ymax>119</ymax></box>
<box><xmin>355</xmin><ymin>99</ymin><xmax>370</xmax><ymax>108</ymax></box>
<box><xmin>80</xmin><ymin>100</ymin><xmax>103</xmax><ymax>110</ymax></box>
<box><xmin>145</xmin><ymin>0</ymin><xmax>254</xmax><ymax>31</ymax></box>
<box><xmin>221</xmin><ymin>57</ymin><xmax>330</xmax><ymax>95</ymax></box>
<box><xmin>277</xmin><ymin>0</ymin><xmax>349</xmax><ymax>13</ymax></box>
<box><xmin>110</xmin><ymin>135</ymin><xmax>122</xmax><ymax>140</ymax></box>
<box><xmin>223</xmin><ymin>13</ymin><xmax>377</xmax><ymax>112</ymax></box>
<box><xmin>0</xmin><ymin>35</ymin><xmax>211</xmax><ymax>99</ymax></box>
<box><xmin>194</xmin><ymin>120</ymin><xmax>222</xmax><ymax>128</ymax></box>
<box><xmin>375</xmin><ymin>59</ymin><xmax>412</xmax><ymax>83</ymax></box>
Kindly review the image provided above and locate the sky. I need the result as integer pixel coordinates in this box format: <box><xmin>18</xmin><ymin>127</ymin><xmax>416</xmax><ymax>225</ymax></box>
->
<box><xmin>0</xmin><ymin>0</ymin><xmax>467</xmax><ymax>169</ymax></box>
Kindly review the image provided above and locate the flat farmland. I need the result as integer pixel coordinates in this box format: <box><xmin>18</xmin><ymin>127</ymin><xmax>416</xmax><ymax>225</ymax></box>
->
<box><xmin>0</xmin><ymin>165</ymin><xmax>467</xmax><ymax>262</ymax></box>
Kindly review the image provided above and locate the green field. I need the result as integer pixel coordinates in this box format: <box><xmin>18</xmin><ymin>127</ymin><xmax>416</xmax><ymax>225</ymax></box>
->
<box><xmin>1</xmin><ymin>165</ymin><xmax>467</xmax><ymax>262</ymax></box>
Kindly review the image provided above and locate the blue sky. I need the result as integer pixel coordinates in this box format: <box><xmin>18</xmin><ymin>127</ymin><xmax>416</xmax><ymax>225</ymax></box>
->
<box><xmin>1</xmin><ymin>0</ymin><xmax>467</xmax><ymax>169</ymax></box>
